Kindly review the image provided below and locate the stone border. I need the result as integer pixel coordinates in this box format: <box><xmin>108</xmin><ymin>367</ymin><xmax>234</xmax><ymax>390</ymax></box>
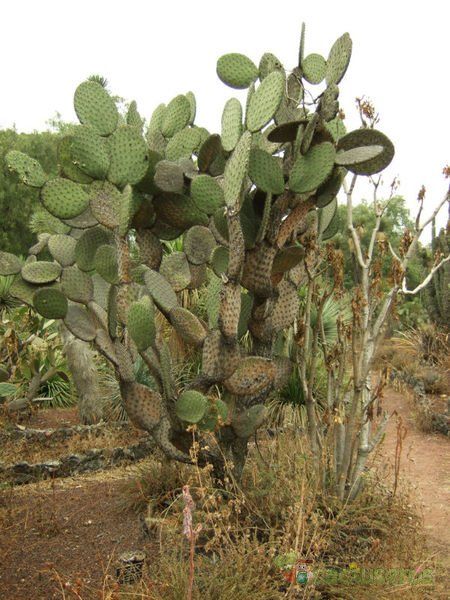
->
<box><xmin>0</xmin><ymin>420</ymin><xmax>129</xmax><ymax>444</ymax></box>
<box><xmin>390</xmin><ymin>368</ymin><xmax>449</xmax><ymax>436</ymax></box>
<box><xmin>0</xmin><ymin>438</ymin><xmax>155</xmax><ymax>485</ymax></box>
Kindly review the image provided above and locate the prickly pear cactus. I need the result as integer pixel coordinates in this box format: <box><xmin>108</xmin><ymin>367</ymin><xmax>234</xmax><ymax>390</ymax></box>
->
<box><xmin>3</xmin><ymin>29</ymin><xmax>394</xmax><ymax>473</ymax></box>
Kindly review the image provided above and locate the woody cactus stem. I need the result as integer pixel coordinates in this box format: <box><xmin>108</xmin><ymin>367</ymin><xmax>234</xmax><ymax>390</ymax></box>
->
<box><xmin>3</xmin><ymin>28</ymin><xmax>396</xmax><ymax>477</ymax></box>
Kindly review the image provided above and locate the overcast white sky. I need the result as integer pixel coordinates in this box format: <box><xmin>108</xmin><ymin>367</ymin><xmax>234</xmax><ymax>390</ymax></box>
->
<box><xmin>1</xmin><ymin>0</ymin><xmax>448</xmax><ymax>231</ymax></box>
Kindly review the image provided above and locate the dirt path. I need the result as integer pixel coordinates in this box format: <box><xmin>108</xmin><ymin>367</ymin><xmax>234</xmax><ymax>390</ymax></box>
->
<box><xmin>380</xmin><ymin>388</ymin><xmax>450</xmax><ymax>565</ymax></box>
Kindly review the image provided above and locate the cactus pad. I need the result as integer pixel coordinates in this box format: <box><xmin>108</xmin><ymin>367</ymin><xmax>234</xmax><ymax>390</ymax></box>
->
<box><xmin>289</xmin><ymin>142</ymin><xmax>336</xmax><ymax>193</ymax></box>
<box><xmin>246</xmin><ymin>71</ymin><xmax>285</xmax><ymax>132</ymax></box>
<box><xmin>232</xmin><ymin>405</ymin><xmax>267</xmax><ymax>438</ymax></box>
<box><xmin>319</xmin><ymin>197</ymin><xmax>337</xmax><ymax>235</ymax></box>
<box><xmin>336</xmin><ymin>129</ymin><xmax>394</xmax><ymax>175</ymax></box>
<box><xmin>108</xmin><ymin>125</ymin><xmax>148</xmax><ymax>186</ymax></box>
<box><xmin>144</xmin><ymin>268</ymin><xmax>178</xmax><ymax>313</ymax></box>
<box><xmin>165</xmin><ymin>127</ymin><xmax>201</xmax><ymax>161</ymax></box>
<box><xmin>74</xmin><ymin>80</ymin><xmax>118</xmax><ymax>136</ymax></box>
<box><xmin>126</xmin><ymin>100</ymin><xmax>144</xmax><ymax>130</ymax></box>
<box><xmin>183</xmin><ymin>225</ymin><xmax>216</xmax><ymax>265</ymax></box>
<box><xmin>127</xmin><ymin>296</ymin><xmax>156</xmax><ymax>351</ymax></box>
<box><xmin>248</xmin><ymin>148</ymin><xmax>284</xmax><ymax>194</ymax></box>
<box><xmin>5</xmin><ymin>151</ymin><xmax>47</xmax><ymax>188</ymax></box>
<box><xmin>316</xmin><ymin>167</ymin><xmax>345</xmax><ymax>208</ymax></box>
<box><xmin>272</xmin><ymin>246</ymin><xmax>305</xmax><ymax>274</ymax></box>
<box><xmin>153</xmin><ymin>160</ymin><xmax>184</xmax><ymax>193</ymax></box>
<box><xmin>161</xmin><ymin>95</ymin><xmax>191</xmax><ymax>138</ymax></box>
<box><xmin>48</xmin><ymin>234</ymin><xmax>77</xmax><ymax>267</ymax></box>
<box><xmin>325</xmin><ymin>116</ymin><xmax>347</xmax><ymax>142</ymax></box>
<box><xmin>221</xmin><ymin>98</ymin><xmax>243</xmax><ymax>152</ymax></box>
<box><xmin>58</xmin><ymin>136</ymin><xmax>93</xmax><ymax>184</ymax></box>
<box><xmin>136</xmin><ymin>230</ymin><xmax>162</xmax><ymax>270</ymax></box>
<box><xmin>89</xmin><ymin>181</ymin><xmax>121</xmax><ymax>229</ymax></box>
<box><xmin>0</xmin><ymin>252</ymin><xmax>22</xmax><ymax>276</ymax></box>
<box><xmin>224</xmin><ymin>356</ymin><xmax>276</xmax><ymax>396</ymax></box>
<box><xmin>41</xmin><ymin>177</ymin><xmax>90</xmax><ymax>219</ymax></box>
<box><xmin>61</xmin><ymin>265</ymin><xmax>94</xmax><ymax>304</ymax></box>
<box><xmin>160</xmin><ymin>252</ymin><xmax>191</xmax><ymax>291</ymax></box>
<box><xmin>75</xmin><ymin>227</ymin><xmax>113</xmax><ymax>272</ymax></box>
<box><xmin>176</xmin><ymin>390</ymin><xmax>209</xmax><ymax>423</ymax></box>
<box><xmin>21</xmin><ymin>261</ymin><xmax>61</xmax><ymax>284</ymax></box>
<box><xmin>201</xmin><ymin>330</ymin><xmax>240</xmax><ymax>380</ymax></box>
<box><xmin>326</xmin><ymin>33</ymin><xmax>352</xmax><ymax>85</ymax></box>
<box><xmin>191</xmin><ymin>174</ymin><xmax>224</xmax><ymax>214</ymax></box>
<box><xmin>223</xmin><ymin>131</ymin><xmax>252</xmax><ymax>209</ymax></box>
<box><xmin>64</xmin><ymin>304</ymin><xmax>97</xmax><ymax>341</ymax></box>
<box><xmin>302</xmin><ymin>53</ymin><xmax>327</xmax><ymax>84</ymax></box>
<box><xmin>216</xmin><ymin>53</ymin><xmax>258</xmax><ymax>89</ymax></box>
<box><xmin>94</xmin><ymin>244</ymin><xmax>119</xmax><ymax>284</ymax></box>
<box><xmin>169</xmin><ymin>307</ymin><xmax>207</xmax><ymax>347</ymax></box>
<box><xmin>33</xmin><ymin>288</ymin><xmax>68</xmax><ymax>319</ymax></box>
<box><xmin>259</xmin><ymin>53</ymin><xmax>284</xmax><ymax>80</ymax></box>
<box><xmin>70</xmin><ymin>125</ymin><xmax>110</xmax><ymax>179</ymax></box>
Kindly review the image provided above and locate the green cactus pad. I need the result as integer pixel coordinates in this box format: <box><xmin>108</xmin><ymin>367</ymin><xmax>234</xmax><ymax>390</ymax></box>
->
<box><xmin>267</xmin><ymin>120</ymin><xmax>307</xmax><ymax>143</ymax></box>
<box><xmin>115</xmin><ymin>283</ymin><xmax>140</xmax><ymax>324</ymax></box>
<box><xmin>237</xmin><ymin>292</ymin><xmax>253</xmax><ymax>339</ymax></box>
<box><xmin>136</xmin><ymin>229</ymin><xmax>162</xmax><ymax>270</ymax></box>
<box><xmin>154</xmin><ymin>160</ymin><xmax>184</xmax><ymax>193</ymax></box>
<box><xmin>0</xmin><ymin>252</ymin><xmax>22</xmax><ymax>276</ymax></box>
<box><xmin>325</xmin><ymin>116</ymin><xmax>347</xmax><ymax>142</ymax></box>
<box><xmin>335</xmin><ymin>145</ymin><xmax>384</xmax><ymax>167</ymax></box>
<box><xmin>64</xmin><ymin>304</ymin><xmax>97</xmax><ymax>341</ymax></box>
<box><xmin>74</xmin><ymin>80</ymin><xmax>118</xmax><ymax>136</ymax></box>
<box><xmin>33</xmin><ymin>288</ymin><xmax>68</xmax><ymax>319</ymax></box>
<box><xmin>232</xmin><ymin>405</ymin><xmax>267</xmax><ymax>438</ymax></box>
<box><xmin>21</xmin><ymin>261</ymin><xmax>61</xmax><ymax>284</ymax></box>
<box><xmin>169</xmin><ymin>307</ymin><xmax>207</xmax><ymax>347</ymax></box>
<box><xmin>5</xmin><ymin>151</ymin><xmax>47</xmax><ymax>188</ymax></box>
<box><xmin>41</xmin><ymin>177</ymin><xmax>90</xmax><ymax>219</ymax></box>
<box><xmin>144</xmin><ymin>268</ymin><xmax>178</xmax><ymax>313</ymax></box>
<box><xmin>151</xmin><ymin>220</ymin><xmax>185</xmax><ymax>241</ymax></box>
<box><xmin>216</xmin><ymin>53</ymin><xmax>258</xmax><ymax>89</ymax></box>
<box><xmin>48</xmin><ymin>234</ymin><xmax>77</xmax><ymax>267</ymax></box>
<box><xmin>127</xmin><ymin>296</ymin><xmax>156</xmax><ymax>351</ymax></box>
<box><xmin>336</xmin><ymin>129</ymin><xmax>395</xmax><ymax>175</ymax></box>
<box><xmin>119</xmin><ymin>185</ymin><xmax>143</xmax><ymax>236</ymax></box>
<box><xmin>223</xmin><ymin>131</ymin><xmax>252</xmax><ymax>209</ymax></box>
<box><xmin>108</xmin><ymin>125</ymin><xmax>148</xmax><ymax>186</ymax></box>
<box><xmin>224</xmin><ymin>356</ymin><xmax>276</xmax><ymax>396</ymax></box>
<box><xmin>153</xmin><ymin>193</ymin><xmax>208</xmax><ymax>229</ymax></box>
<box><xmin>289</xmin><ymin>142</ymin><xmax>336</xmax><ymax>193</ymax></box>
<box><xmin>147</xmin><ymin>103</ymin><xmax>166</xmax><ymax>136</ymax></box>
<box><xmin>199</xmin><ymin>398</ymin><xmax>229</xmax><ymax>431</ymax></box>
<box><xmin>126</xmin><ymin>100</ymin><xmax>144</xmax><ymax>130</ymax></box>
<box><xmin>57</xmin><ymin>136</ymin><xmax>93</xmax><ymax>184</ymax></box>
<box><xmin>187</xmin><ymin>263</ymin><xmax>207</xmax><ymax>289</ymax></box>
<box><xmin>272</xmin><ymin>246</ymin><xmax>305</xmax><ymax>274</ymax></box>
<box><xmin>29</xmin><ymin>233</ymin><xmax>50</xmax><ymax>256</ymax></box>
<box><xmin>191</xmin><ymin>174</ymin><xmax>225</xmax><ymax>214</ymax></box>
<box><xmin>300</xmin><ymin>113</ymin><xmax>319</xmax><ymax>155</ymax></box>
<box><xmin>198</xmin><ymin>134</ymin><xmax>224</xmax><ymax>174</ymax></box>
<box><xmin>248</xmin><ymin>148</ymin><xmax>284</xmax><ymax>194</ymax></box>
<box><xmin>183</xmin><ymin>226</ymin><xmax>216</xmax><ymax>265</ymax></box>
<box><xmin>175</xmin><ymin>390</ymin><xmax>209</xmax><ymax>424</ymax></box>
<box><xmin>211</xmin><ymin>245</ymin><xmax>229</xmax><ymax>277</ymax></box>
<box><xmin>258</xmin><ymin>53</ymin><xmax>284</xmax><ymax>80</ymax></box>
<box><xmin>159</xmin><ymin>252</ymin><xmax>191</xmax><ymax>291</ymax></box>
<box><xmin>185</xmin><ymin>91</ymin><xmax>196</xmax><ymax>125</ymax></box>
<box><xmin>89</xmin><ymin>181</ymin><xmax>121</xmax><ymax>229</ymax></box>
<box><xmin>94</xmin><ymin>244</ymin><xmax>119</xmax><ymax>284</ymax></box>
<box><xmin>165</xmin><ymin>127</ymin><xmax>201</xmax><ymax>161</ymax></box>
<box><xmin>326</xmin><ymin>33</ymin><xmax>352</xmax><ymax>85</ymax></box>
<box><xmin>75</xmin><ymin>227</ymin><xmax>113</xmax><ymax>272</ymax></box>
<box><xmin>319</xmin><ymin>197</ymin><xmax>338</xmax><ymax>235</ymax></box>
<box><xmin>319</xmin><ymin>84</ymin><xmax>340</xmax><ymax>122</ymax></box>
<box><xmin>221</xmin><ymin>98</ymin><xmax>243</xmax><ymax>152</ymax></box>
<box><xmin>246</xmin><ymin>71</ymin><xmax>285</xmax><ymax>132</ymax></box>
<box><xmin>321</xmin><ymin>210</ymin><xmax>340</xmax><ymax>240</ymax></box>
<box><xmin>62</xmin><ymin>206</ymin><xmax>98</xmax><ymax>229</ymax></box>
<box><xmin>316</xmin><ymin>167</ymin><xmax>345</xmax><ymax>208</ymax></box>
<box><xmin>61</xmin><ymin>265</ymin><xmax>94</xmax><ymax>304</ymax></box>
<box><xmin>301</xmin><ymin>53</ymin><xmax>327</xmax><ymax>84</ymax></box>
<box><xmin>161</xmin><ymin>95</ymin><xmax>191</xmax><ymax>138</ymax></box>
<box><xmin>70</xmin><ymin>125</ymin><xmax>110</xmax><ymax>179</ymax></box>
